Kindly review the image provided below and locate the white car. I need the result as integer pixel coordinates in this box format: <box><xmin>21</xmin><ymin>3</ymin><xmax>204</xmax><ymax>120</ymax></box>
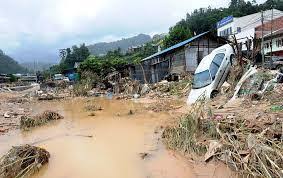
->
<box><xmin>187</xmin><ymin>44</ymin><xmax>234</xmax><ymax>104</ymax></box>
<box><xmin>54</xmin><ymin>74</ymin><xmax>64</xmax><ymax>81</ymax></box>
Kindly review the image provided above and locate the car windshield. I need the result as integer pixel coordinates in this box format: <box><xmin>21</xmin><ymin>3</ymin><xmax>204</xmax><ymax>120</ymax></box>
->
<box><xmin>192</xmin><ymin>70</ymin><xmax>212</xmax><ymax>89</ymax></box>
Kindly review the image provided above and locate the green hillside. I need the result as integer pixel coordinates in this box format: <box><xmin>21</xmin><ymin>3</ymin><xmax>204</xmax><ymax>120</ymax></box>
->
<box><xmin>0</xmin><ymin>50</ymin><xmax>27</xmax><ymax>74</ymax></box>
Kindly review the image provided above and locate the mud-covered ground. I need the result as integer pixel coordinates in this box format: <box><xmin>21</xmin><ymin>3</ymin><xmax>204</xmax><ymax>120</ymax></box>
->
<box><xmin>0</xmin><ymin>88</ymin><xmax>237</xmax><ymax>178</ymax></box>
<box><xmin>1</xmin><ymin>80</ymin><xmax>282</xmax><ymax>178</ymax></box>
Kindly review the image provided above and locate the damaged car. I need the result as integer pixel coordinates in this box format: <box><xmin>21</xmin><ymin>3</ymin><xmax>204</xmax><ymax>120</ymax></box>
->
<box><xmin>187</xmin><ymin>44</ymin><xmax>234</xmax><ymax>104</ymax></box>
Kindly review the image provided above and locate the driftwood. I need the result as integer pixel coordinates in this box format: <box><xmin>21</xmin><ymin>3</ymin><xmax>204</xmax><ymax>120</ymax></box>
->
<box><xmin>0</xmin><ymin>145</ymin><xmax>50</xmax><ymax>178</ymax></box>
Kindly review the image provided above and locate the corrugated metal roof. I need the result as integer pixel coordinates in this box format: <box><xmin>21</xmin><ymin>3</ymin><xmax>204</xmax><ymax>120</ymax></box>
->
<box><xmin>142</xmin><ymin>31</ymin><xmax>210</xmax><ymax>62</ymax></box>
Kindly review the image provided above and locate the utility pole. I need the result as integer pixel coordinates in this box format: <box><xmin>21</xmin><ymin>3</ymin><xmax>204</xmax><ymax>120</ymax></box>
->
<box><xmin>261</xmin><ymin>11</ymin><xmax>264</xmax><ymax>66</ymax></box>
<box><xmin>270</xmin><ymin>7</ymin><xmax>274</xmax><ymax>58</ymax></box>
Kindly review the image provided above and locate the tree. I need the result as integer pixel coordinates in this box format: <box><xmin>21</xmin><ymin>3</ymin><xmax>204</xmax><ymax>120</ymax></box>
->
<box><xmin>59</xmin><ymin>44</ymin><xmax>90</xmax><ymax>69</ymax></box>
<box><xmin>161</xmin><ymin>0</ymin><xmax>282</xmax><ymax>49</ymax></box>
<box><xmin>163</xmin><ymin>20</ymin><xmax>193</xmax><ymax>48</ymax></box>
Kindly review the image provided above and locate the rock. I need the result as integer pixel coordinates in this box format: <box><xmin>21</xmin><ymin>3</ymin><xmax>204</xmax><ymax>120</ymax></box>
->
<box><xmin>204</xmin><ymin>140</ymin><xmax>223</xmax><ymax>162</ymax></box>
<box><xmin>140</xmin><ymin>84</ymin><xmax>150</xmax><ymax>95</ymax></box>
<box><xmin>221</xmin><ymin>82</ymin><xmax>231</xmax><ymax>94</ymax></box>
<box><xmin>133</xmin><ymin>94</ymin><xmax>140</xmax><ymax>99</ymax></box>
<box><xmin>128</xmin><ymin>110</ymin><xmax>134</xmax><ymax>115</ymax></box>
<box><xmin>139</xmin><ymin>152</ymin><xmax>150</xmax><ymax>160</ymax></box>
<box><xmin>4</xmin><ymin>112</ymin><xmax>10</xmax><ymax>118</ymax></box>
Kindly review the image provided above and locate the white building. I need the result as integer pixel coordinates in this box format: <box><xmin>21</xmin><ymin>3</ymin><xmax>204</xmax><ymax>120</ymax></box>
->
<box><xmin>217</xmin><ymin>9</ymin><xmax>283</xmax><ymax>51</ymax></box>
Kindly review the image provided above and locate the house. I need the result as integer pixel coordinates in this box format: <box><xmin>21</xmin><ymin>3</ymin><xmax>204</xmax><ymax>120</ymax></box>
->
<box><xmin>255</xmin><ymin>16</ymin><xmax>283</xmax><ymax>56</ymax></box>
<box><xmin>217</xmin><ymin>9</ymin><xmax>283</xmax><ymax>51</ymax></box>
<box><xmin>129</xmin><ymin>31</ymin><xmax>227</xmax><ymax>83</ymax></box>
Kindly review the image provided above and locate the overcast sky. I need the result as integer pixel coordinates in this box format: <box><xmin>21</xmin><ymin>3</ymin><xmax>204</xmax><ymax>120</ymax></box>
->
<box><xmin>0</xmin><ymin>0</ymin><xmax>266</xmax><ymax>63</ymax></box>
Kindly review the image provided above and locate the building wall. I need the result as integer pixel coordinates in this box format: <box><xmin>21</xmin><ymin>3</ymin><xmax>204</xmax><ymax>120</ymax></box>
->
<box><xmin>130</xmin><ymin>34</ymin><xmax>226</xmax><ymax>83</ymax></box>
<box><xmin>170</xmin><ymin>49</ymin><xmax>186</xmax><ymax>74</ymax></box>
<box><xmin>263</xmin><ymin>35</ymin><xmax>283</xmax><ymax>55</ymax></box>
<box><xmin>255</xmin><ymin>16</ymin><xmax>283</xmax><ymax>38</ymax></box>
<box><xmin>151</xmin><ymin>60</ymin><xmax>169</xmax><ymax>83</ymax></box>
<box><xmin>129</xmin><ymin>60</ymin><xmax>152</xmax><ymax>83</ymax></box>
<box><xmin>218</xmin><ymin>10</ymin><xmax>283</xmax><ymax>39</ymax></box>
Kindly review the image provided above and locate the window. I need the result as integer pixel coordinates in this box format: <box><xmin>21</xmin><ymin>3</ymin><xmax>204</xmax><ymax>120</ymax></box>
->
<box><xmin>237</xmin><ymin>27</ymin><xmax>241</xmax><ymax>33</ymax></box>
<box><xmin>209</xmin><ymin>53</ymin><xmax>225</xmax><ymax>80</ymax></box>
<box><xmin>192</xmin><ymin>70</ymin><xmax>212</xmax><ymax>89</ymax></box>
<box><xmin>219</xmin><ymin>27</ymin><xmax>233</xmax><ymax>37</ymax></box>
<box><xmin>212</xmin><ymin>53</ymin><xmax>225</xmax><ymax>66</ymax></box>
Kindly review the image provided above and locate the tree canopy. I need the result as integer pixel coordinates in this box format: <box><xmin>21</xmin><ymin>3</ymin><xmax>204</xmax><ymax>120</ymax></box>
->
<box><xmin>60</xmin><ymin>43</ymin><xmax>90</xmax><ymax>69</ymax></box>
<box><xmin>162</xmin><ymin>0</ymin><xmax>283</xmax><ymax>48</ymax></box>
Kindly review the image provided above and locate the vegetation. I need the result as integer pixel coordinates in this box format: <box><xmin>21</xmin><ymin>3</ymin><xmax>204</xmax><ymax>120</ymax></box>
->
<box><xmin>0</xmin><ymin>49</ymin><xmax>27</xmax><ymax>74</ymax></box>
<box><xmin>44</xmin><ymin>44</ymin><xmax>91</xmax><ymax>78</ymax></box>
<box><xmin>60</xmin><ymin>43</ymin><xmax>90</xmax><ymax>69</ymax></box>
<box><xmin>79</xmin><ymin>41</ymin><xmax>158</xmax><ymax>78</ymax></box>
<box><xmin>163</xmin><ymin>0</ymin><xmax>283</xmax><ymax>48</ymax></box>
<box><xmin>162</xmin><ymin>102</ymin><xmax>212</xmax><ymax>155</ymax></box>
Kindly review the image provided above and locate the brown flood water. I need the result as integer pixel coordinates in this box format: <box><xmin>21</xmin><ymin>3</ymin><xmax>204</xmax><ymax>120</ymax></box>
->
<box><xmin>0</xmin><ymin>98</ymin><xmax>235</xmax><ymax>178</ymax></box>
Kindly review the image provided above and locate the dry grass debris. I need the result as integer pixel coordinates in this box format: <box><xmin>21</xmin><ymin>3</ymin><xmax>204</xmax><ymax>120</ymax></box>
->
<box><xmin>148</xmin><ymin>100</ymin><xmax>183</xmax><ymax>112</ymax></box>
<box><xmin>84</xmin><ymin>104</ymin><xmax>103</xmax><ymax>112</ymax></box>
<box><xmin>20</xmin><ymin>111</ymin><xmax>63</xmax><ymax>130</ymax></box>
<box><xmin>163</xmin><ymin>101</ymin><xmax>283</xmax><ymax>177</ymax></box>
<box><xmin>0</xmin><ymin>145</ymin><xmax>50</xmax><ymax>178</ymax></box>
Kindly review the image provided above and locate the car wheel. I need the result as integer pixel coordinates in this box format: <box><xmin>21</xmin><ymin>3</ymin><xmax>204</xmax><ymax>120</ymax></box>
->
<box><xmin>210</xmin><ymin>90</ymin><xmax>219</xmax><ymax>99</ymax></box>
<box><xmin>276</xmin><ymin>65</ymin><xmax>283</xmax><ymax>70</ymax></box>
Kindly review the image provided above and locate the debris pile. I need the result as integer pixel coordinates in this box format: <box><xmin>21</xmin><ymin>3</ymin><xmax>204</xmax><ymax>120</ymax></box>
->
<box><xmin>163</xmin><ymin>101</ymin><xmax>283</xmax><ymax>178</ymax></box>
<box><xmin>0</xmin><ymin>145</ymin><xmax>50</xmax><ymax>178</ymax></box>
<box><xmin>232</xmin><ymin>67</ymin><xmax>278</xmax><ymax>100</ymax></box>
<box><xmin>84</xmin><ymin>104</ymin><xmax>104</xmax><ymax>112</ymax></box>
<box><xmin>37</xmin><ymin>93</ymin><xmax>64</xmax><ymax>101</ymax></box>
<box><xmin>147</xmin><ymin>100</ymin><xmax>183</xmax><ymax>112</ymax></box>
<box><xmin>113</xmin><ymin>77</ymin><xmax>141</xmax><ymax>95</ymax></box>
<box><xmin>147</xmin><ymin>79</ymin><xmax>191</xmax><ymax>98</ymax></box>
<box><xmin>20</xmin><ymin>111</ymin><xmax>63</xmax><ymax>129</ymax></box>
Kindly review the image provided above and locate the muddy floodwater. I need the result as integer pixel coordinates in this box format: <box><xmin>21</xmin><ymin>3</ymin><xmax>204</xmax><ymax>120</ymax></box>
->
<box><xmin>0</xmin><ymin>98</ymin><xmax>234</xmax><ymax>178</ymax></box>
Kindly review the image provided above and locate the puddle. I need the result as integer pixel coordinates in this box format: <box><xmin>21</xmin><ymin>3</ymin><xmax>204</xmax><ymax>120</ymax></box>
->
<box><xmin>0</xmin><ymin>98</ymin><xmax>235</xmax><ymax>178</ymax></box>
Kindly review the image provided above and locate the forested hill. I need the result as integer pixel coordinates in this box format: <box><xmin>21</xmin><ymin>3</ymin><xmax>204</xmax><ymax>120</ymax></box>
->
<box><xmin>87</xmin><ymin>34</ymin><xmax>152</xmax><ymax>56</ymax></box>
<box><xmin>0</xmin><ymin>50</ymin><xmax>27</xmax><ymax>74</ymax></box>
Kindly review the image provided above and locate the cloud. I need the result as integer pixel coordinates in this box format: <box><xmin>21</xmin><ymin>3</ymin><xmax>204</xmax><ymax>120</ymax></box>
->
<box><xmin>0</xmin><ymin>0</ymin><xmax>266</xmax><ymax>62</ymax></box>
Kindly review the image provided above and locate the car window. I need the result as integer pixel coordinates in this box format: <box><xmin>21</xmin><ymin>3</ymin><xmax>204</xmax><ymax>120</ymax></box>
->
<box><xmin>212</xmin><ymin>53</ymin><xmax>225</xmax><ymax>66</ymax></box>
<box><xmin>192</xmin><ymin>70</ymin><xmax>212</xmax><ymax>89</ymax></box>
<box><xmin>210</xmin><ymin>62</ymin><xmax>219</xmax><ymax>80</ymax></box>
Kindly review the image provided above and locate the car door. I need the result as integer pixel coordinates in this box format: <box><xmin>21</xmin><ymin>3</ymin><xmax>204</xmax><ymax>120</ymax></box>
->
<box><xmin>209</xmin><ymin>53</ymin><xmax>226</xmax><ymax>89</ymax></box>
